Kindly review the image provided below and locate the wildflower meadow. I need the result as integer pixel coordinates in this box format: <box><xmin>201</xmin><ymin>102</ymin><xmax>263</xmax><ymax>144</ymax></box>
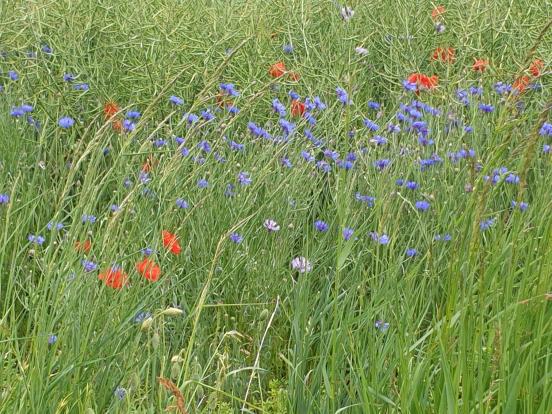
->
<box><xmin>1</xmin><ymin>1</ymin><xmax>551</xmax><ymax>412</ymax></box>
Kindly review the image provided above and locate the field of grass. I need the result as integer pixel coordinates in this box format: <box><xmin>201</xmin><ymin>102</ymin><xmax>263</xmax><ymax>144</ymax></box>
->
<box><xmin>1</xmin><ymin>0</ymin><xmax>551</xmax><ymax>412</ymax></box>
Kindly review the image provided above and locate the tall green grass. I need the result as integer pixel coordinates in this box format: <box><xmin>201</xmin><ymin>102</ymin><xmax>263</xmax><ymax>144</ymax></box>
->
<box><xmin>0</xmin><ymin>0</ymin><xmax>551</xmax><ymax>412</ymax></box>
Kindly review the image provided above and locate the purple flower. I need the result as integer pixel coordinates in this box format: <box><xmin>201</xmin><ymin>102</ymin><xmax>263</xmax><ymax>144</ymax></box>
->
<box><xmin>197</xmin><ymin>140</ymin><xmax>211</xmax><ymax>153</ymax></box>
<box><xmin>375</xmin><ymin>320</ymin><xmax>390</xmax><ymax>332</ymax></box>
<box><xmin>58</xmin><ymin>116</ymin><xmax>75</xmax><ymax>129</ymax></box>
<box><xmin>272</xmin><ymin>98</ymin><xmax>287</xmax><ymax>117</ymax></box>
<box><xmin>127</xmin><ymin>110</ymin><xmax>141</xmax><ymax>119</ymax></box>
<box><xmin>114</xmin><ymin>386</ymin><xmax>127</xmax><ymax>400</ymax></box>
<box><xmin>314</xmin><ymin>220</ymin><xmax>329</xmax><ymax>232</ymax></box>
<box><xmin>402</xmin><ymin>80</ymin><xmax>417</xmax><ymax>92</ymax></box>
<box><xmin>355</xmin><ymin>193</ymin><xmax>375</xmax><ymax>206</ymax></box>
<box><xmin>336</xmin><ymin>87</ymin><xmax>351</xmax><ymax>105</ymax></box>
<box><xmin>8</xmin><ymin>70</ymin><xmax>18</xmax><ymax>81</ymax></box>
<box><xmin>141</xmin><ymin>247</ymin><xmax>154</xmax><ymax>256</ymax></box>
<box><xmin>369</xmin><ymin>232</ymin><xmax>389</xmax><ymax>245</ymax></box>
<box><xmin>169</xmin><ymin>95</ymin><xmax>184</xmax><ymax>105</ymax></box>
<box><xmin>368</xmin><ymin>101</ymin><xmax>380</xmax><ymax>110</ymax></box>
<box><xmin>81</xmin><ymin>214</ymin><xmax>96</xmax><ymax>224</ymax></box>
<box><xmin>415</xmin><ymin>200</ymin><xmax>430</xmax><ymax>212</ymax></box>
<box><xmin>28</xmin><ymin>234</ymin><xmax>45</xmax><ymax>245</ymax></box>
<box><xmin>363</xmin><ymin>119</ymin><xmax>379</xmax><ymax>131</ymax></box>
<box><xmin>0</xmin><ymin>194</ymin><xmax>9</xmax><ymax>204</ymax></box>
<box><xmin>123</xmin><ymin>120</ymin><xmax>135</xmax><ymax>132</ymax></box>
<box><xmin>219</xmin><ymin>83</ymin><xmax>240</xmax><ymax>97</ymax></box>
<box><xmin>342</xmin><ymin>227</ymin><xmax>354</xmax><ymax>241</ymax></box>
<box><xmin>406</xmin><ymin>248</ymin><xmax>418</xmax><ymax>257</ymax></box>
<box><xmin>81</xmin><ymin>260</ymin><xmax>98</xmax><ymax>273</ymax></box>
<box><xmin>47</xmin><ymin>334</ymin><xmax>58</xmax><ymax>345</ymax></box>
<box><xmin>73</xmin><ymin>83</ymin><xmax>89</xmax><ymax>91</ymax></box>
<box><xmin>264</xmin><ymin>219</ymin><xmax>280</xmax><ymax>232</ymax></box>
<box><xmin>281</xmin><ymin>157</ymin><xmax>293</xmax><ymax>168</ymax></box>
<box><xmin>197</xmin><ymin>178</ymin><xmax>208</xmax><ymax>189</ymax></box>
<box><xmin>283</xmin><ymin>44</ymin><xmax>294</xmax><ymax>53</ymax></box>
<box><xmin>291</xmin><ymin>256</ymin><xmax>312</xmax><ymax>273</ymax></box>
<box><xmin>373</xmin><ymin>159</ymin><xmax>390</xmax><ymax>170</ymax></box>
<box><xmin>479</xmin><ymin>218</ymin><xmax>495</xmax><ymax>231</ymax></box>
<box><xmin>229</xmin><ymin>232</ymin><xmax>243</xmax><ymax>244</ymax></box>
<box><xmin>176</xmin><ymin>198</ymin><xmax>189</xmax><ymax>209</ymax></box>
<box><xmin>478</xmin><ymin>103</ymin><xmax>494</xmax><ymax>113</ymax></box>
<box><xmin>237</xmin><ymin>171</ymin><xmax>252</xmax><ymax>186</ymax></box>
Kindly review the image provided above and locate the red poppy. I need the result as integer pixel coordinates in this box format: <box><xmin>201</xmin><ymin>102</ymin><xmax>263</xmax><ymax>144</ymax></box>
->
<box><xmin>112</xmin><ymin>119</ymin><xmax>123</xmax><ymax>132</ymax></box>
<box><xmin>513</xmin><ymin>75</ymin><xmax>530</xmax><ymax>93</ymax></box>
<box><xmin>162</xmin><ymin>230</ymin><xmax>182</xmax><ymax>255</ymax></box>
<box><xmin>98</xmin><ymin>267</ymin><xmax>128</xmax><ymax>289</ymax></box>
<box><xmin>529</xmin><ymin>59</ymin><xmax>544</xmax><ymax>77</ymax></box>
<box><xmin>407</xmin><ymin>73</ymin><xmax>439</xmax><ymax>91</ymax></box>
<box><xmin>103</xmin><ymin>101</ymin><xmax>120</xmax><ymax>120</ymax></box>
<box><xmin>75</xmin><ymin>239</ymin><xmax>91</xmax><ymax>253</ymax></box>
<box><xmin>269</xmin><ymin>61</ymin><xmax>287</xmax><ymax>78</ymax></box>
<box><xmin>472</xmin><ymin>59</ymin><xmax>489</xmax><ymax>72</ymax></box>
<box><xmin>431</xmin><ymin>5</ymin><xmax>445</xmax><ymax>20</ymax></box>
<box><xmin>291</xmin><ymin>100</ymin><xmax>305</xmax><ymax>117</ymax></box>
<box><xmin>141</xmin><ymin>155</ymin><xmax>158</xmax><ymax>173</ymax></box>
<box><xmin>136</xmin><ymin>258</ymin><xmax>161</xmax><ymax>282</ymax></box>
<box><xmin>431</xmin><ymin>47</ymin><xmax>455</xmax><ymax>63</ymax></box>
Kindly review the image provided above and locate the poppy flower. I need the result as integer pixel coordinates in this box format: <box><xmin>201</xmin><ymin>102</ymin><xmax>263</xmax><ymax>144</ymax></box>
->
<box><xmin>162</xmin><ymin>230</ymin><xmax>182</xmax><ymax>255</ymax></box>
<box><xmin>529</xmin><ymin>59</ymin><xmax>544</xmax><ymax>77</ymax></box>
<box><xmin>98</xmin><ymin>267</ymin><xmax>128</xmax><ymax>289</ymax></box>
<box><xmin>513</xmin><ymin>75</ymin><xmax>530</xmax><ymax>93</ymax></box>
<box><xmin>112</xmin><ymin>119</ymin><xmax>123</xmax><ymax>132</ymax></box>
<box><xmin>472</xmin><ymin>59</ymin><xmax>489</xmax><ymax>72</ymax></box>
<box><xmin>291</xmin><ymin>99</ymin><xmax>305</xmax><ymax>117</ymax></box>
<box><xmin>103</xmin><ymin>101</ymin><xmax>120</xmax><ymax>120</ymax></box>
<box><xmin>431</xmin><ymin>47</ymin><xmax>455</xmax><ymax>63</ymax></box>
<box><xmin>141</xmin><ymin>155</ymin><xmax>158</xmax><ymax>173</ymax></box>
<box><xmin>136</xmin><ymin>258</ymin><xmax>161</xmax><ymax>282</ymax></box>
<box><xmin>269</xmin><ymin>61</ymin><xmax>287</xmax><ymax>78</ymax></box>
<box><xmin>431</xmin><ymin>5</ymin><xmax>445</xmax><ymax>20</ymax></box>
<box><xmin>75</xmin><ymin>239</ymin><xmax>91</xmax><ymax>253</ymax></box>
<box><xmin>407</xmin><ymin>73</ymin><xmax>439</xmax><ymax>92</ymax></box>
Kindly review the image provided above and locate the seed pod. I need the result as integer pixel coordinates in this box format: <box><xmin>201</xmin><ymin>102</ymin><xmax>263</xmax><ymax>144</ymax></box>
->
<box><xmin>141</xmin><ymin>317</ymin><xmax>154</xmax><ymax>331</ymax></box>
<box><xmin>161</xmin><ymin>307</ymin><xmax>183</xmax><ymax>317</ymax></box>
<box><xmin>151</xmin><ymin>332</ymin><xmax>160</xmax><ymax>349</ymax></box>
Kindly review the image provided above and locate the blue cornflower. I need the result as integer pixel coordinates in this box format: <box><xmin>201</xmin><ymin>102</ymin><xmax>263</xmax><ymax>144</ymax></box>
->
<box><xmin>434</xmin><ymin>233</ymin><xmax>452</xmax><ymax>241</ymax></box>
<box><xmin>375</xmin><ymin>320</ymin><xmax>390</xmax><ymax>332</ymax></box>
<box><xmin>342</xmin><ymin>227</ymin><xmax>354</xmax><ymax>241</ymax></box>
<box><xmin>127</xmin><ymin>110</ymin><xmax>141</xmax><ymax>119</ymax></box>
<box><xmin>41</xmin><ymin>44</ymin><xmax>53</xmax><ymax>54</ymax></box>
<box><xmin>197</xmin><ymin>140</ymin><xmax>211</xmax><ymax>153</ymax></box>
<box><xmin>110</xmin><ymin>204</ymin><xmax>120</xmax><ymax>212</ymax></box>
<box><xmin>63</xmin><ymin>73</ymin><xmax>75</xmax><ymax>82</ymax></box>
<box><xmin>73</xmin><ymin>83</ymin><xmax>89</xmax><ymax>91</ymax></box>
<box><xmin>28</xmin><ymin>234</ymin><xmax>45</xmax><ymax>245</ymax></box>
<box><xmin>186</xmin><ymin>113</ymin><xmax>199</xmax><ymax>125</ymax></box>
<box><xmin>336</xmin><ymin>87</ymin><xmax>351</xmax><ymax>105</ymax></box>
<box><xmin>21</xmin><ymin>104</ymin><xmax>33</xmax><ymax>113</ymax></box>
<box><xmin>370</xmin><ymin>135</ymin><xmax>387</xmax><ymax>145</ymax></box>
<box><xmin>370</xmin><ymin>232</ymin><xmax>389</xmax><ymax>245</ymax></box>
<box><xmin>405</xmin><ymin>248</ymin><xmax>418</xmax><ymax>257</ymax></box>
<box><xmin>355</xmin><ymin>194</ymin><xmax>375</xmax><ymax>207</ymax></box>
<box><xmin>197</xmin><ymin>178</ymin><xmax>208</xmax><ymax>188</ymax></box>
<box><xmin>219</xmin><ymin>83</ymin><xmax>240</xmax><ymax>97</ymax></box>
<box><xmin>0</xmin><ymin>194</ymin><xmax>9</xmax><ymax>204</ymax></box>
<box><xmin>479</xmin><ymin>218</ymin><xmax>495</xmax><ymax>231</ymax></box>
<box><xmin>282</xmin><ymin>44</ymin><xmax>294</xmax><ymax>53</ymax></box>
<box><xmin>201</xmin><ymin>109</ymin><xmax>215</xmax><ymax>121</ymax></box>
<box><xmin>387</xmin><ymin>123</ymin><xmax>400</xmax><ymax>133</ymax></box>
<box><xmin>46</xmin><ymin>221</ymin><xmax>64</xmax><ymax>231</ymax></box>
<box><xmin>301</xmin><ymin>150</ymin><xmax>315</xmax><ymax>163</ymax></box>
<box><xmin>139</xmin><ymin>171</ymin><xmax>150</xmax><ymax>184</ymax></box>
<box><xmin>229</xmin><ymin>233</ymin><xmax>243</xmax><ymax>244</ymax></box>
<box><xmin>279</xmin><ymin>118</ymin><xmax>295</xmax><ymax>136</ymax></box>
<box><xmin>363</xmin><ymin>119</ymin><xmax>380</xmax><ymax>131</ymax></box>
<box><xmin>229</xmin><ymin>140</ymin><xmax>244</xmax><ymax>151</ymax></box>
<box><xmin>237</xmin><ymin>171</ymin><xmax>252</xmax><ymax>186</ymax></box>
<box><xmin>478</xmin><ymin>103</ymin><xmax>494</xmax><ymax>113</ymax></box>
<box><xmin>122</xmin><ymin>119</ymin><xmax>135</xmax><ymax>132</ymax></box>
<box><xmin>543</xmin><ymin>144</ymin><xmax>550</xmax><ymax>154</ymax></box>
<box><xmin>133</xmin><ymin>311</ymin><xmax>152</xmax><ymax>323</ymax></box>
<box><xmin>8</xmin><ymin>70</ymin><xmax>18</xmax><ymax>81</ymax></box>
<box><xmin>313</xmin><ymin>96</ymin><xmax>327</xmax><ymax>110</ymax></box>
<box><xmin>289</xmin><ymin>90</ymin><xmax>300</xmax><ymax>100</ymax></box>
<box><xmin>153</xmin><ymin>139</ymin><xmax>166</xmax><ymax>148</ymax></box>
<box><xmin>58</xmin><ymin>116</ymin><xmax>75</xmax><ymax>129</ymax></box>
<box><xmin>10</xmin><ymin>107</ymin><xmax>25</xmax><ymax>117</ymax></box>
<box><xmin>505</xmin><ymin>173</ymin><xmax>519</xmax><ymax>184</ymax></box>
<box><xmin>415</xmin><ymin>200</ymin><xmax>430</xmax><ymax>212</ymax></box>
<box><xmin>316</xmin><ymin>160</ymin><xmax>331</xmax><ymax>173</ymax></box>
<box><xmin>272</xmin><ymin>98</ymin><xmax>287</xmax><ymax>117</ymax></box>
<box><xmin>176</xmin><ymin>198</ymin><xmax>189</xmax><ymax>209</ymax></box>
<box><xmin>81</xmin><ymin>260</ymin><xmax>98</xmax><ymax>273</ymax></box>
<box><xmin>281</xmin><ymin>157</ymin><xmax>293</xmax><ymax>168</ymax></box>
<box><xmin>494</xmin><ymin>82</ymin><xmax>512</xmax><ymax>95</ymax></box>
<box><xmin>314</xmin><ymin>220</ymin><xmax>329</xmax><ymax>232</ymax></box>
<box><xmin>81</xmin><ymin>214</ymin><xmax>96</xmax><ymax>224</ymax></box>
<box><xmin>368</xmin><ymin>101</ymin><xmax>380</xmax><ymax>110</ymax></box>
<box><xmin>324</xmin><ymin>149</ymin><xmax>339</xmax><ymax>161</ymax></box>
<box><xmin>228</xmin><ymin>105</ymin><xmax>240</xmax><ymax>115</ymax></box>
<box><xmin>174</xmin><ymin>136</ymin><xmax>185</xmax><ymax>146</ymax></box>
<box><xmin>114</xmin><ymin>386</ymin><xmax>127</xmax><ymax>400</ymax></box>
<box><xmin>469</xmin><ymin>86</ymin><xmax>483</xmax><ymax>96</ymax></box>
<box><xmin>224</xmin><ymin>183</ymin><xmax>235</xmax><ymax>197</ymax></box>
<box><xmin>169</xmin><ymin>95</ymin><xmax>184</xmax><ymax>105</ymax></box>
<box><xmin>141</xmin><ymin>247</ymin><xmax>154</xmax><ymax>256</ymax></box>
<box><xmin>47</xmin><ymin>334</ymin><xmax>57</xmax><ymax>345</ymax></box>
<box><xmin>539</xmin><ymin>122</ymin><xmax>552</xmax><ymax>137</ymax></box>
<box><xmin>402</xmin><ymin>80</ymin><xmax>417</xmax><ymax>91</ymax></box>
<box><xmin>373</xmin><ymin>159</ymin><xmax>390</xmax><ymax>170</ymax></box>
<box><xmin>405</xmin><ymin>181</ymin><xmax>418</xmax><ymax>190</ymax></box>
<box><xmin>181</xmin><ymin>147</ymin><xmax>190</xmax><ymax>157</ymax></box>
<box><xmin>396</xmin><ymin>179</ymin><xmax>404</xmax><ymax>186</ymax></box>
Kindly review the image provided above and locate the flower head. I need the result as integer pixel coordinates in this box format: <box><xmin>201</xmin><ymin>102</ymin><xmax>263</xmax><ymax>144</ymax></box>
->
<box><xmin>162</xmin><ymin>231</ymin><xmax>181</xmax><ymax>255</ymax></box>
<box><xmin>58</xmin><ymin>116</ymin><xmax>75</xmax><ymax>129</ymax></box>
<box><xmin>136</xmin><ymin>258</ymin><xmax>161</xmax><ymax>281</ymax></box>
<box><xmin>291</xmin><ymin>256</ymin><xmax>312</xmax><ymax>273</ymax></box>
<box><xmin>264</xmin><ymin>219</ymin><xmax>280</xmax><ymax>232</ymax></box>
<box><xmin>98</xmin><ymin>266</ymin><xmax>128</xmax><ymax>289</ymax></box>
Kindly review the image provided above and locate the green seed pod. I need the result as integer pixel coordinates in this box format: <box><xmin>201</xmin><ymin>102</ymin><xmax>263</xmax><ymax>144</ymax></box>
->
<box><xmin>170</xmin><ymin>362</ymin><xmax>181</xmax><ymax>379</ymax></box>
<box><xmin>259</xmin><ymin>309</ymin><xmax>269</xmax><ymax>320</ymax></box>
<box><xmin>151</xmin><ymin>332</ymin><xmax>160</xmax><ymax>350</ymax></box>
